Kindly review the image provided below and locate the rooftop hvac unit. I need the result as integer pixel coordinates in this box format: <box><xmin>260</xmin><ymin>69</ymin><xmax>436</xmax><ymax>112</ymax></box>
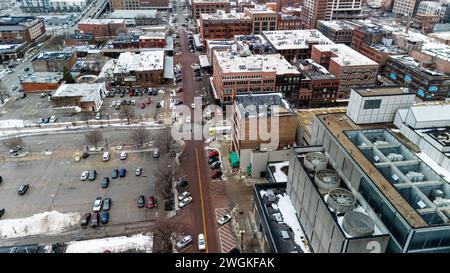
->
<box><xmin>304</xmin><ymin>152</ymin><xmax>328</xmax><ymax>172</ymax></box>
<box><xmin>433</xmin><ymin>197</ymin><xmax>450</xmax><ymax>208</ymax></box>
<box><xmin>406</xmin><ymin>171</ymin><xmax>425</xmax><ymax>182</ymax></box>
<box><xmin>387</xmin><ymin>153</ymin><xmax>403</xmax><ymax>162</ymax></box>
<box><xmin>342</xmin><ymin>211</ymin><xmax>375</xmax><ymax>237</ymax></box>
<box><xmin>315</xmin><ymin>169</ymin><xmax>340</xmax><ymax>192</ymax></box>
<box><xmin>374</xmin><ymin>140</ymin><xmax>389</xmax><ymax>146</ymax></box>
<box><xmin>327</xmin><ymin>188</ymin><xmax>356</xmax><ymax>213</ymax></box>
<box><xmin>431</xmin><ymin>189</ymin><xmax>445</xmax><ymax>200</ymax></box>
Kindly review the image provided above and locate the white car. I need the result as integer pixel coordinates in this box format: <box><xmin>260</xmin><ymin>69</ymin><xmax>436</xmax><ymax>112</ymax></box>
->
<box><xmin>185</xmin><ymin>116</ymin><xmax>191</xmax><ymax>123</ymax></box>
<box><xmin>179</xmin><ymin>196</ymin><xmax>193</xmax><ymax>208</ymax></box>
<box><xmin>198</xmin><ymin>234</ymin><xmax>206</xmax><ymax>251</ymax></box>
<box><xmin>92</xmin><ymin>197</ymin><xmax>102</xmax><ymax>212</ymax></box>
<box><xmin>80</xmin><ymin>171</ymin><xmax>89</xmax><ymax>181</ymax></box>
<box><xmin>120</xmin><ymin>151</ymin><xmax>127</xmax><ymax>160</ymax></box>
<box><xmin>191</xmin><ymin>103</ymin><xmax>195</xmax><ymax>109</ymax></box>
<box><xmin>49</xmin><ymin>116</ymin><xmax>57</xmax><ymax>123</ymax></box>
<box><xmin>178</xmin><ymin>191</ymin><xmax>190</xmax><ymax>201</ymax></box>
<box><xmin>217</xmin><ymin>213</ymin><xmax>232</xmax><ymax>225</ymax></box>
<box><xmin>176</xmin><ymin>235</ymin><xmax>193</xmax><ymax>249</ymax></box>
<box><xmin>111</xmin><ymin>101</ymin><xmax>116</xmax><ymax>107</ymax></box>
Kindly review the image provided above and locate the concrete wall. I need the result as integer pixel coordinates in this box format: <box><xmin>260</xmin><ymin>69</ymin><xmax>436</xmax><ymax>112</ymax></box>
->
<box><xmin>240</xmin><ymin>148</ymin><xmax>291</xmax><ymax>177</ymax></box>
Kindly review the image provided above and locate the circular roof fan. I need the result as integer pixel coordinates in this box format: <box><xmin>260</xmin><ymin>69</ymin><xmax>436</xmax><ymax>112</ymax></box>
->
<box><xmin>327</xmin><ymin>188</ymin><xmax>356</xmax><ymax>213</ymax></box>
<box><xmin>304</xmin><ymin>152</ymin><xmax>328</xmax><ymax>172</ymax></box>
<box><xmin>315</xmin><ymin>169</ymin><xmax>340</xmax><ymax>191</ymax></box>
<box><xmin>342</xmin><ymin>211</ymin><xmax>375</xmax><ymax>237</ymax></box>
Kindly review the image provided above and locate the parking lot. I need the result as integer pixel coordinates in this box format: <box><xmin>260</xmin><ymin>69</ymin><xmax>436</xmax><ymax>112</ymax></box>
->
<box><xmin>0</xmin><ymin>147</ymin><xmax>159</xmax><ymax>227</ymax></box>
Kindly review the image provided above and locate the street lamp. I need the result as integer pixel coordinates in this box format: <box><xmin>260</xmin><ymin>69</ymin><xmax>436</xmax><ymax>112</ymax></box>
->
<box><xmin>240</xmin><ymin>230</ymin><xmax>245</xmax><ymax>252</ymax></box>
<box><xmin>106</xmin><ymin>113</ymin><xmax>110</xmax><ymax>126</ymax></box>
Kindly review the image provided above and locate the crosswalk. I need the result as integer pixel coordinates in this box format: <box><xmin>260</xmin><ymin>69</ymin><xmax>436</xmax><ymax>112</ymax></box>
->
<box><xmin>215</xmin><ymin>208</ymin><xmax>238</xmax><ymax>253</ymax></box>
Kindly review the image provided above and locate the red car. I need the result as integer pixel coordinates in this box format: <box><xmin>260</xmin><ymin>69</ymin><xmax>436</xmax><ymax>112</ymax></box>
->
<box><xmin>147</xmin><ymin>196</ymin><xmax>156</xmax><ymax>208</ymax></box>
<box><xmin>139</xmin><ymin>103</ymin><xmax>145</xmax><ymax>109</ymax></box>
<box><xmin>176</xmin><ymin>87</ymin><xmax>183</xmax><ymax>93</ymax></box>
<box><xmin>211</xmin><ymin>170</ymin><xmax>223</xmax><ymax>179</ymax></box>
<box><xmin>209</xmin><ymin>150</ymin><xmax>219</xmax><ymax>158</ymax></box>
<box><xmin>146</xmin><ymin>97</ymin><xmax>151</xmax><ymax>104</ymax></box>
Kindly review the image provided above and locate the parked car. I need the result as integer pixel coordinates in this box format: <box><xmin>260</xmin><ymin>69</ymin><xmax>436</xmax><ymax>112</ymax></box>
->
<box><xmin>198</xmin><ymin>234</ymin><xmax>206</xmax><ymax>251</ymax></box>
<box><xmin>137</xmin><ymin>195</ymin><xmax>145</xmax><ymax>208</ymax></box>
<box><xmin>191</xmin><ymin>103</ymin><xmax>195</xmax><ymax>109</ymax></box>
<box><xmin>211</xmin><ymin>170</ymin><xmax>223</xmax><ymax>179</ymax></box>
<box><xmin>185</xmin><ymin>116</ymin><xmax>191</xmax><ymax>123</ymax></box>
<box><xmin>135</xmin><ymin>167</ymin><xmax>143</xmax><ymax>176</ymax></box>
<box><xmin>12</xmin><ymin>85</ymin><xmax>18</xmax><ymax>90</ymax></box>
<box><xmin>119</xmin><ymin>168</ymin><xmax>126</xmax><ymax>177</ymax></box>
<box><xmin>209</xmin><ymin>161</ymin><xmax>221</xmax><ymax>169</ymax></box>
<box><xmin>82</xmin><ymin>152</ymin><xmax>89</xmax><ymax>159</ymax></box>
<box><xmin>120</xmin><ymin>151</ymin><xmax>127</xmax><ymax>160</ymax></box>
<box><xmin>147</xmin><ymin>196</ymin><xmax>156</xmax><ymax>208</ymax></box>
<box><xmin>91</xmin><ymin>212</ymin><xmax>99</xmax><ymax>228</ymax></box>
<box><xmin>153</xmin><ymin>149</ymin><xmax>160</xmax><ymax>158</ymax></box>
<box><xmin>112</xmin><ymin>169</ymin><xmax>119</xmax><ymax>179</ymax></box>
<box><xmin>0</xmin><ymin>208</ymin><xmax>3</xmax><ymax>218</ymax></box>
<box><xmin>176</xmin><ymin>87</ymin><xmax>183</xmax><ymax>93</ymax></box>
<box><xmin>179</xmin><ymin>196</ymin><xmax>193</xmax><ymax>208</ymax></box>
<box><xmin>103</xmin><ymin>197</ymin><xmax>111</xmax><ymax>211</ymax></box>
<box><xmin>176</xmin><ymin>235</ymin><xmax>193</xmax><ymax>249</ymax></box>
<box><xmin>178</xmin><ymin>191</ymin><xmax>190</xmax><ymax>201</ymax></box>
<box><xmin>101</xmin><ymin>177</ymin><xmax>109</xmax><ymax>188</ymax></box>
<box><xmin>111</xmin><ymin>101</ymin><xmax>117</xmax><ymax>107</ymax></box>
<box><xmin>217</xmin><ymin>213</ymin><xmax>232</xmax><ymax>225</ymax></box>
<box><xmin>18</xmin><ymin>184</ymin><xmax>29</xmax><ymax>195</ymax></box>
<box><xmin>92</xmin><ymin>197</ymin><xmax>102</xmax><ymax>212</ymax></box>
<box><xmin>139</xmin><ymin>102</ymin><xmax>145</xmax><ymax>109</ymax></box>
<box><xmin>80</xmin><ymin>171</ymin><xmax>89</xmax><ymax>181</ymax></box>
<box><xmin>49</xmin><ymin>116</ymin><xmax>57</xmax><ymax>123</ymax></box>
<box><xmin>88</xmin><ymin>170</ymin><xmax>97</xmax><ymax>181</ymax></box>
<box><xmin>131</xmin><ymin>100</ymin><xmax>136</xmax><ymax>105</ymax></box>
<box><xmin>95</xmin><ymin>112</ymin><xmax>101</xmax><ymax>120</ymax></box>
<box><xmin>80</xmin><ymin>213</ymin><xmax>91</xmax><ymax>227</ymax></box>
<box><xmin>43</xmin><ymin>117</ymin><xmax>50</xmax><ymax>124</ymax></box>
<box><xmin>37</xmin><ymin>118</ymin><xmax>44</xmax><ymax>124</ymax></box>
<box><xmin>20</xmin><ymin>92</ymin><xmax>26</xmax><ymax>99</ymax></box>
<box><xmin>101</xmin><ymin>211</ymin><xmax>109</xmax><ymax>224</ymax></box>
<box><xmin>102</xmin><ymin>152</ymin><xmax>110</xmax><ymax>161</ymax></box>
<box><xmin>208</xmin><ymin>156</ymin><xmax>219</xmax><ymax>165</ymax></box>
<box><xmin>175</xmin><ymin>179</ymin><xmax>188</xmax><ymax>189</ymax></box>
<box><xmin>209</xmin><ymin>150</ymin><xmax>219</xmax><ymax>158</ymax></box>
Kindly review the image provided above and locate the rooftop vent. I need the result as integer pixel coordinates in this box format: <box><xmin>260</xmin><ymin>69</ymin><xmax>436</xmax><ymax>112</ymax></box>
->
<box><xmin>304</xmin><ymin>152</ymin><xmax>328</xmax><ymax>172</ymax></box>
<box><xmin>342</xmin><ymin>211</ymin><xmax>375</xmax><ymax>237</ymax></box>
<box><xmin>327</xmin><ymin>188</ymin><xmax>356</xmax><ymax>213</ymax></box>
<box><xmin>406</xmin><ymin>171</ymin><xmax>424</xmax><ymax>182</ymax></box>
<box><xmin>315</xmin><ymin>169</ymin><xmax>340</xmax><ymax>193</ymax></box>
<box><xmin>387</xmin><ymin>153</ymin><xmax>403</xmax><ymax>162</ymax></box>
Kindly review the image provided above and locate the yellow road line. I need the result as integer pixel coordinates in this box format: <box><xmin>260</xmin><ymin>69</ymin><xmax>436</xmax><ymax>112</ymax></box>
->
<box><xmin>195</xmin><ymin>147</ymin><xmax>208</xmax><ymax>253</ymax></box>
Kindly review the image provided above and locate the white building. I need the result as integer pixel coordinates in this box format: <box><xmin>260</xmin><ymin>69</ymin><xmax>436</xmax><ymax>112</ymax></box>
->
<box><xmin>51</xmin><ymin>83</ymin><xmax>106</xmax><ymax>112</ymax></box>
<box><xmin>392</xmin><ymin>0</ymin><xmax>417</xmax><ymax>16</ymax></box>
<box><xmin>417</xmin><ymin>1</ymin><xmax>448</xmax><ymax>16</ymax></box>
<box><xmin>20</xmin><ymin>0</ymin><xmax>89</xmax><ymax>12</ymax></box>
<box><xmin>346</xmin><ymin>87</ymin><xmax>416</xmax><ymax>124</ymax></box>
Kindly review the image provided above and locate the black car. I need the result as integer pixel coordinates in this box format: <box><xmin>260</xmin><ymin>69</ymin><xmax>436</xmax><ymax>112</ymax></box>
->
<box><xmin>137</xmin><ymin>195</ymin><xmax>145</xmax><ymax>208</ymax></box>
<box><xmin>210</xmin><ymin>161</ymin><xmax>221</xmax><ymax>169</ymax></box>
<box><xmin>0</xmin><ymin>208</ymin><xmax>5</xmax><ymax>218</ymax></box>
<box><xmin>0</xmin><ymin>176</ymin><xmax>2</xmax><ymax>183</ymax></box>
<box><xmin>18</xmin><ymin>184</ymin><xmax>29</xmax><ymax>195</ymax></box>
<box><xmin>43</xmin><ymin>117</ymin><xmax>50</xmax><ymax>124</ymax></box>
<box><xmin>120</xmin><ymin>92</ymin><xmax>125</xmax><ymax>98</ymax></box>
<box><xmin>127</xmin><ymin>100</ymin><xmax>132</xmax><ymax>105</ymax></box>
<box><xmin>119</xmin><ymin>168</ymin><xmax>126</xmax><ymax>177</ymax></box>
<box><xmin>101</xmin><ymin>212</ymin><xmax>109</xmax><ymax>224</ymax></box>
<box><xmin>103</xmin><ymin>197</ymin><xmax>111</xmax><ymax>211</ymax></box>
<box><xmin>91</xmin><ymin>212</ymin><xmax>99</xmax><ymax>228</ymax></box>
<box><xmin>20</xmin><ymin>93</ymin><xmax>26</xmax><ymax>99</ymax></box>
<box><xmin>82</xmin><ymin>152</ymin><xmax>89</xmax><ymax>159</ymax></box>
<box><xmin>208</xmin><ymin>156</ymin><xmax>219</xmax><ymax>165</ymax></box>
<box><xmin>112</xmin><ymin>169</ymin><xmax>119</xmax><ymax>179</ymax></box>
<box><xmin>80</xmin><ymin>213</ymin><xmax>91</xmax><ymax>227</ymax></box>
<box><xmin>175</xmin><ymin>179</ymin><xmax>188</xmax><ymax>189</ymax></box>
<box><xmin>101</xmin><ymin>177</ymin><xmax>109</xmax><ymax>188</ymax></box>
<box><xmin>88</xmin><ymin>170</ymin><xmax>97</xmax><ymax>181</ymax></box>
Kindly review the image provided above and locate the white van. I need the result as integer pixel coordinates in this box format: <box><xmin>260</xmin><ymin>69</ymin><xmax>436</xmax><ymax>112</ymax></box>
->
<box><xmin>102</xmin><ymin>152</ymin><xmax>110</xmax><ymax>161</ymax></box>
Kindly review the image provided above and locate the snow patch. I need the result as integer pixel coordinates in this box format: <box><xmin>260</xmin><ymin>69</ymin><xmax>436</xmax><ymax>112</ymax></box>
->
<box><xmin>65</xmin><ymin>234</ymin><xmax>153</xmax><ymax>253</ymax></box>
<box><xmin>0</xmin><ymin>119</ymin><xmax>25</xmax><ymax>129</ymax></box>
<box><xmin>0</xmin><ymin>211</ymin><xmax>80</xmax><ymax>239</ymax></box>
<box><xmin>415</xmin><ymin>151</ymin><xmax>450</xmax><ymax>183</ymax></box>
<box><xmin>269</xmin><ymin>162</ymin><xmax>289</xmax><ymax>182</ymax></box>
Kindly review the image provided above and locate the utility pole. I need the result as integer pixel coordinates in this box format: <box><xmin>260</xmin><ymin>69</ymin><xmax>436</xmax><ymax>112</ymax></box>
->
<box><xmin>240</xmin><ymin>230</ymin><xmax>245</xmax><ymax>252</ymax></box>
<box><xmin>105</xmin><ymin>138</ymin><xmax>109</xmax><ymax>150</ymax></box>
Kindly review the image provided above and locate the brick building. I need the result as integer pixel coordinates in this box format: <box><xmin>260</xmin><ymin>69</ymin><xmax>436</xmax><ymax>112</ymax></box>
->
<box><xmin>32</xmin><ymin>51</ymin><xmax>77</xmax><ymax>72</ymax></box>
<box><xmin>64</xmin><ymin>33</ymin><xmax>96</xmax><ymax>46</ymax></box>
<box><xmin>0</xmin><ymin>16</ymin><xmax>46</xmax><ymax>45</ymax></box>
<box><xmin>277</xmin><ymin>13</ymin><xmax>302</xmax><ymax>30</ymax></box>
<box><xmin>51</xmin><ymin>83</ymin><xmax>106</xmax><ymax>112</ymax></box>
<box><xmin>316</xmin><ymin>20</ymin><xmax>355</xmax><ymax>45</ymax></box>
<box><xmin>199</xmin><ymin>10</ymin><xmax>252</xmax><ymax>40</ymax></box>
<box><xmin>110</xmin><ymin>0</ymin><xmax>169</xmax><ymax>10</ymax></box>
<box><xmin>78</xmin><ymin>19</ymin><xmax>127</xmax><ymax>39</ymax></box>
<box><xmin>22</xmin><ymin>72</ymin><xmax>64</xmax><ymax>93</ymax></box>
<box><xmin>311</xmin><ymin>44</ymin><xmax>379</xmax><ymax>99</ymax></box>
<box><xmin>244</xmin><ymin>6</ymin><xmax>278</xmax><ymax>34</ymax></box>
<box><xmin>192</xmin><ymin>0</ymin><xmax>231</xmax><ymax>19</ymax></box>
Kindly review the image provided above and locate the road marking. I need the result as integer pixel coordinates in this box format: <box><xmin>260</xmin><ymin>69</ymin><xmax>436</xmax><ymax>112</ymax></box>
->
<box><xmin>195</xmin><ymin>147</ymin><xmax>208</xmax><ymax>253</ymax></box>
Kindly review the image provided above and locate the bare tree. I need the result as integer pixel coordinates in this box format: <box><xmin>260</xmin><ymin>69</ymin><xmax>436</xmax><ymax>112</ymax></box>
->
<box><xmin>155</xmin><ymin>156</ymin><xmax>174</xmax><ymax>202</ymax></box>
<box><xmin>84</xmin><ymin>130</ymin><xmax>103</xmax><ymax>149</ymax></box>
<box><xmin>2</xmin><ymin>136</ymin><xmax>23</xmax><ymax>150</ymax></box>
<box><xmin>155</xmin><ymin>128</ymin><xmax>174</xmax><ymax>156</ymax></box>
<box><xmin>153</xmin><ymin>216</ymin><xmax>182</xmax><ymax>253</ymax></box>
<box><xmin>129</xmin><ymin>127</ymin><xmax>150</xmax><ymax>148</ymax></box>
<box><xmin>119</xmin><ymin>104</ymin><xmax>135</xmax><ymax>125</ymax></box>
<box><xmin>0</xmin><ymin>86</ymin><xmax>10</xmax><ymax>104</ymax></box>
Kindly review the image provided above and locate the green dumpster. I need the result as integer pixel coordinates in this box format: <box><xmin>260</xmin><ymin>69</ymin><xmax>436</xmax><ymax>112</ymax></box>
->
<box><xmin>230</xmin><ymin>151</ymin><xmax>239</xmax><ymax>168</ymax></box>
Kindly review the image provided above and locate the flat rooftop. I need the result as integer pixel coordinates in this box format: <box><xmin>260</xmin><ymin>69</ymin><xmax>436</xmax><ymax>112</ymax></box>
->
<box><xmin>53</xmin><ymin>83</ymin><xmax>103</xmax><ymax>102</ymax></box>
<box><xmin>317</xmin><ymin>20</ymin><xmax>355</xmax><ymax>32</ymax></box>
<box><xmin>263</xmin><ymin>30</ymin><xmax>334</xmax><ymax>51</ymax></box>
<box><xmin>314</xmin><ymin>44</ymin><xmax>379</xmax><ymax>66</ymax></box>
<box><xmin>236</xmin><ymin>92</ymin><xmax>291</xmax><ymax>114</ymax></box>
<box><xmin>316</xmin><ymin>113</ymin><xmax>428</xmax><ymax>228</ymax></box>
<box><xmin>193</xmin><ymin>0</ymin><xmax>229</xmax><ymax>3</ymax></box>
<box><xmin>369</xmin><ymin>43</ymin><xmax>406</xmax><ymax>55</ymax></box>
<box><xmin>354</xmin><ymin>86</ymin><xmax>413</xmax><ymax>97</ymax></box>
<box><xmin>113</xmin><ymin>51</ymin><xmax>165</xmax><ymax>73</ymax></box>
<box><xmin>23</xmin><ymin>72</ymin><xmax>63</xmax><ymax>83</ymax></box>
<box><xmin>34</xmin><ymin>51</ymin><xmax>73</xmax><ymax>61</ymax></box>
<box><xmin>79</xmin><ymin>19</ymin><xmax>125</xmax><ymax>25</ymax></box>
<box><xmin>0</xmin><ymin>16</ymin><xmax>37</xmax><ymax>26</ymax></box>
<box><xmin>110</xmin><ymin>9</ymin><xmax>157</xmax><ymax>19</ymax></box>
<box><xmin>298</xmin><ymin>59</ymin><xmax>336</xmax><ymax>80</ymax></box>
<box><xmin>200</xmin><ymin>10</ymin><xmax>251</xmax><ymax>21</ymax></box>
<box><xmin>390</xmin><ymin>55</ymin><xmax>448</xmax><ymax>77</ymax></box>
<box><xmin>214</xmin><ymin>50</ymin><xmax>300</xmax><ymax>75</ymax></box>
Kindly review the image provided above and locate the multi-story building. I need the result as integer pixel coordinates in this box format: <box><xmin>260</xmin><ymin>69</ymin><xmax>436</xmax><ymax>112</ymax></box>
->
<box><xmin>383</xmin><ymin>55</ymin><xmax>450</xmax><ymax>100</ymax></box>
<box><xmin>316</xmin><ymin>20</ymin><xmax>355</xmax><ymax>45</ymax></box>
<box><xmin>191</xmin><ymin>0</ymin><xmax>231</xmax><ymax>19</ymax></box>
<box><xmin>110</xmin><ymin>0</ymin><xmax>169</xmax><ymax>10</ymax></box>
<box><xmin>297</xmin><ymin>59</ymin><xmax>340</xmax><ymax>107</ymax></box>
<box><xmin>0</xmin><ymin>16</ymin><xmax>46</xmax><ymax>45</ymax></box>
<box><xmin>244</xmin><ymin>6</ymin><xmax>278</xmax><ymax>34</ymax></box>
<box><xmin>78</xmin><ymin>19</ymin><xmax>127</xmax><ymax>39</ymax></box>
<box><xmin>262</xmin><ymin>29</ymin><xmax>334</xmax><ymax>63</ymax></box>
<box><xmin>20</xmin><ymin>0</ymin><xmax>89</xmax><ymax>13</ymax></box>
<box><xmin>211</xmin><ymin>50</ymin><xmax>301</xmax><ymax>104</ymax></box>
<box><xmin>112</xmin><ymin>51</ymin><xmax>167</xmax><ymax>87</ymax></box>
<box><xmin>32</xmin><ymin>51</ymin><xmax>77</xmax><ymax>72</ymax></box>
<box><xmin>277</xmin><ymin>13</ymin><xmax>302</xmax><ymax>30</ymax></box>
<box><xmin>392</xmin><ymin>0</ymin><xmax>417</xmax><ymax>16</ymax></box>
<box><xmin>199</xmin><ymin>10</ymin><xmax>253</xmax><ymax>40</ymax></box>
<box><xmin>64</xmin><ymin>33</ymin><xmax>95</xmax><ymax>46</ymax></box>
<box><xmin>311</xmin><ymin>44</ymin><xmax>379</xmax><ymax>99</ymax></box>
<box><xmin>302</xmin><ymin>0</ymin><xmax>362</xmax><ymax>29</ymax></box>
<box><xmin>234</xmin><ymin>34</ymin><xmax>276</xmax><ymax>55</ymax></box>
<box><xmin>413</xmin><ymin>13</ymin><xmax>441</xmax><ymax>33</ymax></box>
<box><xmin>417</xmin><ymin>0</ymin><xmax>448</xmax><ymax>17</ymax></box>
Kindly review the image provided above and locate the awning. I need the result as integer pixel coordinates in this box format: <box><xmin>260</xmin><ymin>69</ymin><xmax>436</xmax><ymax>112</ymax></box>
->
<box><xmin>198</xmin><ymin>55</ymin><xmax>210</xmax><ymax>68</ymax></box>
<box><xmin>230</xmin><ymin>151</ymin><xmax>239</xmax><ymax>167</ymax></box>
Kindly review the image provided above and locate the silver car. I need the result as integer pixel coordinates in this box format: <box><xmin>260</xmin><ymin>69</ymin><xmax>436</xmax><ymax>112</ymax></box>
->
<box><xmin>176</xmin><ymin>235</ymin><xmax>193</xmax><ymax>249</ymax></box>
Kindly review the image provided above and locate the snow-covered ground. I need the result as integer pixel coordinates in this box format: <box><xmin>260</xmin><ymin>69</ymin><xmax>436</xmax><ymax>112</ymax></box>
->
<box><xmin>415</xmin><ymin>151</ymin><xmax>450</xmax><ymax>183</ymax></box>
<box><xmin>0</xmin><ymin>119</ymin><xmax>25</xmax><ymax>129</ymax></box>
<box><xmin>65</xmin><ymin>234</ymin><xmax>153</xmax><ymax>253</ymax></box>
<box><xmin>277</xmin><ymin>194</ymin><xmax>311</xmax><ymax>253</ymax></box>
<box><xmin>268</xmin><ymin>161</ymin><xmax>289</xmax><ymax>182</ymax></box>
<box><xmin>0</xmin><ymin>211</ymin><xmax>80</xmax><ymax>239</ymax></box>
